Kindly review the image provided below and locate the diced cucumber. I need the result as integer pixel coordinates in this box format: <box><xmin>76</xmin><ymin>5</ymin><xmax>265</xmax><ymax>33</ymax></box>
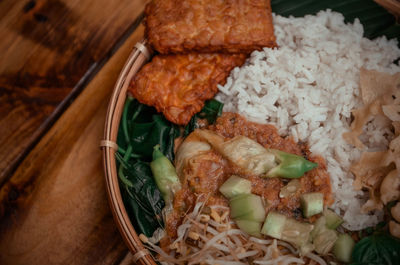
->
<box><xmin>311</xmin><ymin>211</ymin><xmax>343</xmax><ymax>240</ymax></box>
<box><xmin>301</xmin><ymin>192</ymin><xmax>324</xmax><ymax>218</ymax></box>
<box><xmin>311</xmin><ymin>214</ymin><xmax>340</xmax><ymax>255</ymax></box>
<box><xmin>310</xmin><ymin>216</ymin><xmax>327</xmax><ymax>239</ymax></box>
<box><xmin>262</xmin><ymin>212</ymin><xmax>313</xmax><ymax>249</ymax></box>
<box><xmin>333</xmin><ymin>234</ymin><xmax>355</xmax><ymax>263</ymax></box>
<box><xmin>281</xmin><ymin>218</ymin><xmax>314</xmax><ymax>248</ymax></box>
<box><xmin>314</xmin><ymin>229</ymin><xmax>338</xmax><ymax>255</ymax></box>
<box><xmin>324</xmin><ymin>209</ymin><xmax>343</xmax><ymax>229</ymax></box>
<box><xmin>235</xmin><ymin>219</ymin><xmax>262</xmax><ymax>237</ymax></box>
<box><xmin>230</xmin><ymin>194</ymin><xmax>266</xmax><ymax>222</ymax></box>
<box><xmin>261</xmin><ymin>212</ymin><xmax>287</xmax><ymax>239</ymax></box>
<box><xmin>219</xmin><ymin>175</ymin><xmax>252</xmax><ymax>199</ymax></box>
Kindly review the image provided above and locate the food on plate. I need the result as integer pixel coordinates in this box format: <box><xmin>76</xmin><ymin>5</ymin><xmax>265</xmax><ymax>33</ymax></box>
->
<box><xmin>145</xmin><ymin>0</ymin><xmax>276</xmax><ymax>54</ymax></box>
<box><xmin>217</xmin><ymin>10</ymin><xmax>400</xmax><ymax>231</ymax></box>
<box><xmin>343</xmin><ymin>68</ymin><xmax>400</xmax><ymax>149</ymax></box>
<box><xmin>333</xmin><ymin>234</ymin><xmax>355</xmax><ymax>263</ymax></box>
<box><xmin>343</xmin><ymin>69</ymin><xmax>400</xmax><ymax>237</ymax></box>
<box><xmin>140</xmin><ymin>199</ymin><xmax>316</xmax><ymax>265</ymax></box>
<box><xmin>117</xmin><ymin>4</ymin><xmax>400</xmax><ymax>265</ymax></box>
<box><xmin>194</xmin><ymin>129</ymin><xmax>318</xmax><ymax>178</ymax></box>
<box><xmin>164</xmin><ymin>112</ymin><xmax>332</xmax><ymax>241</ymax></box>
<box><xmin>139</xmin><ymin>112</ymin><xmax>335</xmax><ymax>263</ymax></box>
<box><xmin>150</xmin><ymin>145</ymin><xmax>181</xmax><ymax>204</ymax></box>
<box><xmin>128</xmin><ymin>53</ymin><xmax>246</xmax><ymax>125</ymax></box>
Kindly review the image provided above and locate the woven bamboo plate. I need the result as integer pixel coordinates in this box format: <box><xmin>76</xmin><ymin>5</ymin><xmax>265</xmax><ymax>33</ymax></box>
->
<box><xmin>100</xmin><ymin>2</ymin><xmax>400</xmax><ymax>264</ymax></box>
<box><xmin>101</xmin><ymin>39</ymin><xmax>156</xmax><ymax>265</ymax></box>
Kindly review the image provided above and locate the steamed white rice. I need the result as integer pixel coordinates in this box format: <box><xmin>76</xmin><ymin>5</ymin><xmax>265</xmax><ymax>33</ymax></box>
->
<box><xmin>217</xmin><ymin>10</ymin><xmax>400</xmax><ymax>230</ymax></box>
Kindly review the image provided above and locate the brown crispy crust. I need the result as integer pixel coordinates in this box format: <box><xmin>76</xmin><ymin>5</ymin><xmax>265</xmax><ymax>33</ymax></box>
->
<box><xmin>145</xmin><ymin>0</ymin><xmax>276</xmax><ymax>54</ymax></box>
<box><xmin>128</xmin><ymin>53</ymin><xmax>246</xmax><ymax>125</ymax></box>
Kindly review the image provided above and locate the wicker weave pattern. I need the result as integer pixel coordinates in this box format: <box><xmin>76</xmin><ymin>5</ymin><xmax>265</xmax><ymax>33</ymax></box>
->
<box><xmin>101</xmin><ymin>39</ymin><xmax>157</xmax><ymax>265</ymax></box>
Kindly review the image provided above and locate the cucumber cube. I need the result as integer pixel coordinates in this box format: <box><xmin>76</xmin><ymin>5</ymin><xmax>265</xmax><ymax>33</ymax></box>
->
<box><xmin>219</xmin><ymin>175</ymin><xmax>252</xmax><ymax>199</ymax></box>
<box><xmin>301</xmin><ymin>192</ymin><xmax>324</xmax><ymax>218</ymax></box>
<box><xmin>324</xmin><ymin>209</ymin><xmax>343</xmax><ymax>229</ymax></box>
<box><xmin>230</xmin><ymin>194</ymin><xmax>266</xmax><ymax>222</ymax></box>
<box><xmin>261</xmin><ymin>212</ymin><xmax>287</xmax><ymax>239</ymax></box>
<box><xmin>333</xmin><ymin>234</ymin><xmax>355</xmax><ymax>263</ymax></box>
<box><xmin>262</xmin><ymin>212</ymin><xmax>313</xmax><ymax>251</ymax></box>
<box><xmin>235</xmin><ymin>219</ymin><xmax>262</xmax><ymax>237</ymax></box>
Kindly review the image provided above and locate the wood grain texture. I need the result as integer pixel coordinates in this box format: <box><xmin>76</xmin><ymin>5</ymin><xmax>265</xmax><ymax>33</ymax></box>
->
<box><xmin>0</xmin><ymin>0</ymin><xmax>149</xmax><ymax>186</ymax></box>
<box><xmin>0</xmin><ymin>24</ymin><xmax>145</xmax><ymax>265</ymax></box>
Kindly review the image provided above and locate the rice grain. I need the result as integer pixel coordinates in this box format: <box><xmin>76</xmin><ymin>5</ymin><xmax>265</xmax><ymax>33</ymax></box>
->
<box><xmin>217</xmin><ymin>10</ymin><xmax>400</xmax><ymax>230</ymax></box>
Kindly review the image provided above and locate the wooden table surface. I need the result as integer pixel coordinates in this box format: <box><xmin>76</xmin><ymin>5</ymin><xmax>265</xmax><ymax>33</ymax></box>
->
<box><xmin>0</xmin><ymin>0</ymin><xmax>149</xmax><ymax>264</ymax></box>
<box><xmin>2</xmin><ymin>1</ymin><xmax>398</xmax><ymax>265</ymax></box>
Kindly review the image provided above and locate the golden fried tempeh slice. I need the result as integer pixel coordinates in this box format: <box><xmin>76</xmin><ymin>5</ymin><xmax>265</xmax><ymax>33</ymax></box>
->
<box><xmin>145</xmin><ymin>0</ymin><xmax>276</xmax><ymax>54</ymax></box>
<box><xmin>129</xmin><ymin>53</ymin><xmax>246</xmax><ymax>125</ymax></box>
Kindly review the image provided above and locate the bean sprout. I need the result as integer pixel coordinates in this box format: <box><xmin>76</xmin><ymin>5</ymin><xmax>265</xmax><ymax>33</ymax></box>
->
<box><xmin>140</xmin><ymin>201</ymin><xmax>328</xmax><ymax>265</ymax></box>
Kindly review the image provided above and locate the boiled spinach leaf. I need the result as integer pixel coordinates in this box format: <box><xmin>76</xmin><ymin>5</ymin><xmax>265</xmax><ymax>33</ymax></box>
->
<box><xmin>129</xmin><ymin>114</ymin><xmax>179</xmax><ymax>161</ymax></box>
<box><xmin>184</xmin><ymin>99</ymin><xmax>223</xmax><ymax>136</ymax></box>
<box><xmin>351</xmin><ymin>233</ymin><xmax>400</xmax><ymax>265</ymax></box>
<box><xmin>118</xmin><ymin>158</ymin><xmax>164</xmax><ymax>236</ymax></box>
<box><xmin>116</xmin><ymin>97</ymin><xmax>223</xmax><ymax>237</ymax></box>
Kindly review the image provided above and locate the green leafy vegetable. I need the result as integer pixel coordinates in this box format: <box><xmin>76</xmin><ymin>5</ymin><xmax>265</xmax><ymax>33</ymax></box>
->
<box><xmin>184</xmin><ymin>99</ymin><xmax>223</xmax><ymax>135</ymax></box>
<box><xmin>351</xmin><ymin>233</ymin><xmax>400</xmax><ymax>265</ymax></box>
<box><xmin>116</xmin><ymin>97</ymin><xmax>179</xmax><ymax>236</ymax></box>
<box><xmin>117</xmin><ymin>158</ymin><xmax>164</xmax><ymax>237</ymax></box>
<box><xmin>116</xmin><ymin>97</ymin><xmax>224</xmax><ymax>237</ymax></box>
<box><xmin>197</xmin><ymin>99</ymin><xmax>224</xmax><ymax>123</ymax></box>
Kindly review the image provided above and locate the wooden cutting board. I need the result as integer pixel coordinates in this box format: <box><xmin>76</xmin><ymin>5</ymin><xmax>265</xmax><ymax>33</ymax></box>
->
<box><xmin>0</xmin><ymin>20</ymin><xmax>145</xmax><ymax>265</ymax></box>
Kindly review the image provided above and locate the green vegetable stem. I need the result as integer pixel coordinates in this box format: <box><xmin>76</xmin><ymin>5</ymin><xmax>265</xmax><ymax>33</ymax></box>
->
<box><xmin>266</xmin><ymin>149</ymin><xmax>318</xmax><ymax>179</ymax></box>
<box><xmin>150</xmin><ymin>145</ymin><xmax>181</xmax><ymax>204</ymax></box>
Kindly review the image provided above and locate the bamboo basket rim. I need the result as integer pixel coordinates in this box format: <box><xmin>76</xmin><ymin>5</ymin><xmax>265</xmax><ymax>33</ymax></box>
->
<box><xmin>101</xmin><ymin>39</ymin><xmax>157</xmax><ymax>265</ymax></box>
<box><xmin>99</xmin><ymin>3</ymin><xmax>400</xmax><ymax>263</ymax></box>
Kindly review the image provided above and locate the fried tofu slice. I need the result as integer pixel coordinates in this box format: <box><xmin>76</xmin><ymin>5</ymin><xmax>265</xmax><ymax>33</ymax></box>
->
<box><xmin>129</xmin><ymin>53</ymin><xmax>246</xmax><ymax>125</ymax></box>
<box><xmin>145</xmin><ymin>0</ymin><xmax>276</xmax><ymax>54</ymax></box>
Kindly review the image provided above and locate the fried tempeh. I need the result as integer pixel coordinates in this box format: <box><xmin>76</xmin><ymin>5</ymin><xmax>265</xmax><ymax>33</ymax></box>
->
<box><xmin>145</xmin><ymin>0</ymin><xmax>276</xmax><ymax>54</ymax></box>
<box><xmin>129</xmin><ymin>53</ymin><xmax>246</xmax><ymax>125</ymax></box>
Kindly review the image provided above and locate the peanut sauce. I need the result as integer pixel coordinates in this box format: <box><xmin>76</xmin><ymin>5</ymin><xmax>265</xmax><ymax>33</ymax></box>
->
<box><xmin>166</xmin><ymin>112</ymin><xmax>333</xmax><ymax>239</ymax></box>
